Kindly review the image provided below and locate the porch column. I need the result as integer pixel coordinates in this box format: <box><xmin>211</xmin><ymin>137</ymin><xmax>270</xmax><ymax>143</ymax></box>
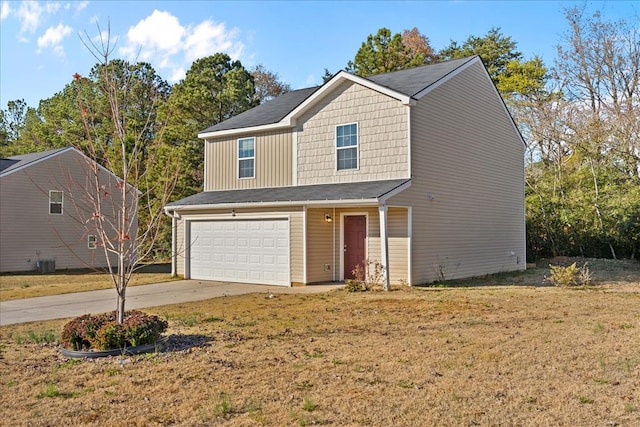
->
<box><xmin>379</xmin><ymin>204</ymin><xmax>390</xmax><ymax>291</ymax></box>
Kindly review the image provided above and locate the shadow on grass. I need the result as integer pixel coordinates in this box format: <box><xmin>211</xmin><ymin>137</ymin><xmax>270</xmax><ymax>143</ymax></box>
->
<box><xmin>416</xmin><ymin>267</ymin><xmax>549</xmax><ymax>289</ymax></box>
<box><xmin>163</xmin><ymin>333</ymin><xmax>214</xmax><ymax>352</ymax></box>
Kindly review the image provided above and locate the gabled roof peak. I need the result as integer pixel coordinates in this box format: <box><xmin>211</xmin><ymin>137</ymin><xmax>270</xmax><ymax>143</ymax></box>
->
<box><xmin>199</xmin><ymin>55</ymin><xmax>479</xmax><ymax>139</ymax></box>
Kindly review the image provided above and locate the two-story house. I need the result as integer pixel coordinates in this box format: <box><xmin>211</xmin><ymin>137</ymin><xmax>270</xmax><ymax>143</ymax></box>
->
<box><xmin>1</xmin><ymin>146</ymin><xmax>136</xmax><ymax>273</ymax></box>
<box><xmin>164</xmin><ymin>55</ymin><xmax>526</xmax><ymax>287</ymax></box>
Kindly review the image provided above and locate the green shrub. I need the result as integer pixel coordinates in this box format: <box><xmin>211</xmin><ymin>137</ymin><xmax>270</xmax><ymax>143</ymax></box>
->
<box><xmin>61</xmin><ymin>310</ymin><xmax>168</xmax><ymax>350</ymax></box>
<box><xmin>122</xmin><ymin>312</ymin><xmax>168</xmax><ymax>347</ymax></box>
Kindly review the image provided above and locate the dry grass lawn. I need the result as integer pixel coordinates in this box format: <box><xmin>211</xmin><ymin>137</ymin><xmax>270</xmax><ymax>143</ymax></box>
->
<box><xmin>0</xmin><ymin>258</ymin><xmax>639</xmax><ymax>426</ymax></box>
<box><xmin>0</xmin><ymin>270</ymin><xmax>176</xmax><ymax>301</ymax></box>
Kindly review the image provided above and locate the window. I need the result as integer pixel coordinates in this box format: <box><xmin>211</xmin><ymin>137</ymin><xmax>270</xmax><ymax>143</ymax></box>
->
<box><xmin>336</xmin><ymin>123</ymin><xmax>358</xmax><ymax>170</ymax></box>
<box><xmin>49</xmin><ymin>190</ymin><xmax>63</xmax><ymax>215</ymax></box>
<box><xmin>87</xmin><ymin>235</ymin><xmax>97</xmax><ymax>250</ymax></box>
<box><xmin>238</xmin><ymin>137</ymin><xmax>255</xmax><ymax>178</ymax></box>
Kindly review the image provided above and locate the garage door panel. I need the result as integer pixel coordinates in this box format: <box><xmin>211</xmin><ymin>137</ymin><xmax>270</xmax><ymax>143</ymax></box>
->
<box><xmin>190</xmin><ymin>219</ymin><xmax>290</xmax><ymax>286</ymax></box>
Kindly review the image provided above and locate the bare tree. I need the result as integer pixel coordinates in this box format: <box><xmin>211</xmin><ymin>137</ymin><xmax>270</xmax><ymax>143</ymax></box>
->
<box><xmin>74</xmin><ymin>23</ymin><xmax>179</xmax><ymax>324</ymax></box>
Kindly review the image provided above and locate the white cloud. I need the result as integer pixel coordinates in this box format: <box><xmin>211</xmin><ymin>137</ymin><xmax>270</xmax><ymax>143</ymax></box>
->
<box><xmin>74</xmin><ymin>1</ymin><xmax>88</xmax><ymax>13</ymax></box>
<box><xmin>1</xmin><ymin>2</ymin><xmax>11</xmax><ymax>20</ymax></box>
<box><xmin>14</xmin><ymin>1</ymin><xmax>63</xmax><ymax>38</ymax></box>
<box><xmin>118</xmin><ymin>10</ymin><xmax>244</xmax><ymax>83</ymax></box>
<box><xmin>37</xmin><ymin>23</ymin><xmax>73</xmax><ymax>56</ymax></box>
<box><xmin>16</xmin><ymin>1</ymin><xmax>44</xmax><ymax>34</ymax></box>
<box><xmin>184</xmin><ymin>20</ymin><xmax>242</xmax><ymax>61</ymax></box>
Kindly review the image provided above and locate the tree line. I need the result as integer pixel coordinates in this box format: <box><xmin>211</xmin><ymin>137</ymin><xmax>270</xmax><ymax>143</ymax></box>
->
<box><xmin>1</xmin><ymin>5</ymin><xmax>638</xmax><ymax>262</ymax></box>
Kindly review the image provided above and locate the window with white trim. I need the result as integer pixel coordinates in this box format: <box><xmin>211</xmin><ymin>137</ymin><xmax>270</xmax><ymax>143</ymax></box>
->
<box><xmin>49</xmin><ymin>190</ymin><xmax>63</xmax><ymax>215</ymax></box>
<box><xmin>87</xmin><ymin>235</ymin><xmax>97</xmax><ymax>249</ymax></box>
<box><xmin>238</xmin><ymin>137</ymin><xmax>255</xmax><ymax>178</ymax></box>
<box><xmin>336</xmin><ymin>123</ymin><xmax>358</xmax><ymax>170</ymax></box>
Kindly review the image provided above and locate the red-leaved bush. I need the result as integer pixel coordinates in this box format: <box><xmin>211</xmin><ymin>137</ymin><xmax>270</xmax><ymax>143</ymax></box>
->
<box><xmin>61</xmin><ymin>310</ymin><xmax>167</xmax><ymax>350</ymax></box>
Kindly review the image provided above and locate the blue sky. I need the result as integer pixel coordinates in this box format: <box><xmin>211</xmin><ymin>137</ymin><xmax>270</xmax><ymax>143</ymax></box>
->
<box><xmin>1</xmin><ymin>0</ymin><xmax>638</xmax><ymax>108</ymax></box>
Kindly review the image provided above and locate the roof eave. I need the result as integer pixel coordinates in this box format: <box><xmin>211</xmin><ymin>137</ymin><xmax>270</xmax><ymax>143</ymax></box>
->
<box><xmin>165</xmin><ymin>198</ymin><xmax>382</xmax><ymax>212</ymax></box>
<box><xmin>0</xmin><ymin>147</ymin><xmax>73</xmax><ymax>178</ymax></box>
<box><xmin>198</xmin><ymin>121</ymin><xmax>296</xmax><ymax>139</ymax></box>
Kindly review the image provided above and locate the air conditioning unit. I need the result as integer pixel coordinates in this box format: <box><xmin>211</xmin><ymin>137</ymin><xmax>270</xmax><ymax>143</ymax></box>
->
<box><xmin>37</xmin><ymin>260</ymin><xmax>55</xmax><ymax>273</ymax></box>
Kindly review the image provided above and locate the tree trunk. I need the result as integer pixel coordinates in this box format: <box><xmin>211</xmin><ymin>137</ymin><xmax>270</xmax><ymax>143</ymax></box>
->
<box><xmin>117</xmin><ymin>293</ymin><xmax>126</xmax><ymax>324</ymax></box>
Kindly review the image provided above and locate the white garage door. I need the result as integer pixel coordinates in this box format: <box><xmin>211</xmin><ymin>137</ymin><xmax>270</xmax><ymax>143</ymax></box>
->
<box><xmin>189</xmin><ymin>219</ymin><xmax>290</xmax><ymax>286</ymax></box>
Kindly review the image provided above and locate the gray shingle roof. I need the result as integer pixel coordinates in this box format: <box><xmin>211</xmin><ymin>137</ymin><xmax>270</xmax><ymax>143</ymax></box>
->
<box><xmin>0</xmin><ymin>147</ymin><xmax>70</xmax><ymax>176</ymax></box>
<box><xmin>199</xmin><ymin>56</ymin><xmax>477</xmax><ymax>136</ymax></box>
<box><xmin>200</xmin><ymin>87</ymin><xmax>319</xmax><ymax>134</ymax></box>
<box><xmin>366</xmin><ymin>56</ymin><xmax>476</xmax><ymax>97</ymax></box>
<box><xmin>167</xmin><ymin>179</ymin><xmax>410</xmax><ymax>208</ymax></box>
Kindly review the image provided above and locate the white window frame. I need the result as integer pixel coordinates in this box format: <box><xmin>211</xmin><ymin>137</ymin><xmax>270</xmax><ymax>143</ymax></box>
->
<box><xmin>87</xmin><ymin>235</ymin><xmax>98</xmax><ymax>250</ymax></box>
<box><xmin>336</xmin><ymin>122</ymin><xmax>359</xmax><ymax>171</ymax></box>
<box><xmin>237</xmin><ymin>137</ymin><xmax>255</xmax><ymax>179</ymax></box>
<box><xmin>49</xmin><ymin>190</ymin><xmax>63</xmax><ymax>215</ymax></box>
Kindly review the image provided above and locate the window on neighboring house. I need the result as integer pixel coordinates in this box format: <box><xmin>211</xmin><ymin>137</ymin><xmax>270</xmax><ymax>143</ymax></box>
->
<box><xmin>238</xmin><ymin>137</ymin><xmax>255</xmax><ymax>178</ymax></box>
<box><xmin>49</xmin><ymin>190</ymin><xmax>63</xmax><ymax>215</ymax></box>
<box><xmin>87</xmin><ymin>235</ymin><xmax>97</xmax><ymax>250</ymax></box>
<box><xmin>336</xmin><ymin>123</ymin><xmax>358</xmax><ymax>170</ymax></box>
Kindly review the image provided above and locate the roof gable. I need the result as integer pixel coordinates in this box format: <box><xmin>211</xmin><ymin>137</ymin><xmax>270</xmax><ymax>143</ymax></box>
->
<box><xmin>198</xmin><ymin>56</ymin><xmax>479</xmax><ymax>139</ymax></box>
<box><xmin>0</xmin><ymin>146</ymin><xmax>138</xmax><ymax>190</ymax></box>
<box><xmin>0</xmin><ymin>147</ymin><xmax>72</xmax><ymax>176</ymax></box>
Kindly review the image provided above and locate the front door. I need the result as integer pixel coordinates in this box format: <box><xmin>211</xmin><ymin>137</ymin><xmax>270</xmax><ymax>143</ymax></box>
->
<box><xmin>344</xmin><ymin>215</ymin><xmax>366</xmax><ymax>279</ymax></box>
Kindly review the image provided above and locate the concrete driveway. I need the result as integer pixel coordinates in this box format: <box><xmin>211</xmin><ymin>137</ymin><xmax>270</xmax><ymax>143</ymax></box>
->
<box><xmin>0</xmin><ymin>280</ymin><xmax>343</xmax><ymax>325</ymax></box>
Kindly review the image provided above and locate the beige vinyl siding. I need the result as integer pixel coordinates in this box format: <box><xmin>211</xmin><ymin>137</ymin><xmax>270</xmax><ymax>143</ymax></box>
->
<box><xmin>305</xmin><ymin>208</ymin><xmax>334</xmax><ymax>283</ymax></box>
<box><xmin>389</xmin><ymin>60</ymin><xmax>525</xmax><ymax>284</ymax></box>
<box><xmin>0</xmin><ymin>150</ymin><xmax>123</xmax><ymax>272</ymax></box>
<box><xmin>387</xmin><ymin>207</ymin><xmax>409</xmax><ymax>284</ymax></box>
<box><xmin>174</xmin><ymin>207</ymin><xmax>303</xmax><ymax>283</ymax></box>
<box><xmin>297</xmin><ymin>81</ymin><xmax>409</xmax><ymax>185</ymax></box>
<box><xmin>204</xmin><ymin>129</ymin><xmax>292</xmax><ymax>191</ymax></box>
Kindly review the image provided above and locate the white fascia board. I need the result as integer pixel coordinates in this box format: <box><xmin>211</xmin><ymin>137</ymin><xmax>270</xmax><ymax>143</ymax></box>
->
<box><xmin>286</xmin><ymin>72</ymin><xmax>414</xmax><ymax>121</ymax></box>
<box><xmin>413</xmin><ymin>56</ymin><xmax>479</xmax><ymax>99</ymax></box>
<box><xmin>166</xmin><ymin>198</ymin><xmax>381</xmax><ymax>212</ymax></box>
<box><xmin>198</xmin><ymin>121</ymin><xmax>295</xmax><ymax>139</ymax></box>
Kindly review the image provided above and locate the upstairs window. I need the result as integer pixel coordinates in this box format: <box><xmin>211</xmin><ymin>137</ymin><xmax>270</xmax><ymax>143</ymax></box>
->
<box><xmin>49</xmin><ymin>190</ymin><xmax>63</xmax><ymax>215</ymax></box>
<box><xmin>238</xmin><ymin>137</ymin><xmax>255</xmax><ymax>179</ymax></box>
<box><xmin>336</xmin><ymin>123</ymin><xmax>358</xmax><ymax>170</ymax></box>
<box><xmin>87</xmin><ymin>235</ymin><xmax>97</xmax><ymax>249</ymax></box>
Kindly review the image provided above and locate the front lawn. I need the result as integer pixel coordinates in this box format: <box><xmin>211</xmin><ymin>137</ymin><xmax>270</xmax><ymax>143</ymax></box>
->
<box><xmin>0</xmin><ymin>267</ymin><xmax>638</xmax><ymax>425</ymax></box>
<box><xmin>0</xmin><ymin>269</ymin><xmax>177</xmax><ymax>301</ymax></box>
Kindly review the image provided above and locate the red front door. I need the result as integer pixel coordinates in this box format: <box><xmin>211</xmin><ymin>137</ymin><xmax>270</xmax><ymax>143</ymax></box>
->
<box><xmin>344</xmin><ymin>215</ymin><xmax>366</xmax><ymax>279</ymax></box>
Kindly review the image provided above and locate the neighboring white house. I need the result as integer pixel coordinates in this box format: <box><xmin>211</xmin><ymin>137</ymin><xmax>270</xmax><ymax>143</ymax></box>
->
<box><xmin>165</xmin><ymin>56</ymin><xmax>526</xmax><ymax>286</ymax></box>
<box><xmin>0</xmin><ymin>146</ymin><xmax>135</xmax><ymax>273</ymax></box>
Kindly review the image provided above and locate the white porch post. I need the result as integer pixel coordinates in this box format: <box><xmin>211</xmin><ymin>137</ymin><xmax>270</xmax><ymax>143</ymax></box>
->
<box><xmin>379</xmin><ymin>204</ymin><xmax>390</xmax><ymax>291</ymax></box>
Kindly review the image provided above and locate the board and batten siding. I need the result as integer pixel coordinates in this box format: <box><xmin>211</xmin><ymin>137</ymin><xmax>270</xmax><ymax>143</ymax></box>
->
<box><xmin>296</xmin><ymin>81</ymin><xmax>410</xmax><ymax>185</ymax></box>
<box><xmin>174</xmin><ymin>207</ymin><xmax>304</xmax><ymax>284</ymax></box>
<box><xmin>389</xmin><ymin>60</ymin><xmax>526</xmax><ymax>284</ymax></box>
<box><xmin>0</xmin><ymin>150</ymin><xmax>121</xmax><ymax>272</ymax></box>
<box><xmin>204</xmin><ymin>129</ymin><xmax>293</xmax><ymax>191</ymax></box>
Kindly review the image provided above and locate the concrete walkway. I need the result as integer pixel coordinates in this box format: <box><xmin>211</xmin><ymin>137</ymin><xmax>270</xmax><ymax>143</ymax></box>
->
<box><xmin>0</xmin><ymin>280</ymin><xmax>343</xmax><ymax>325</ymax></box>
